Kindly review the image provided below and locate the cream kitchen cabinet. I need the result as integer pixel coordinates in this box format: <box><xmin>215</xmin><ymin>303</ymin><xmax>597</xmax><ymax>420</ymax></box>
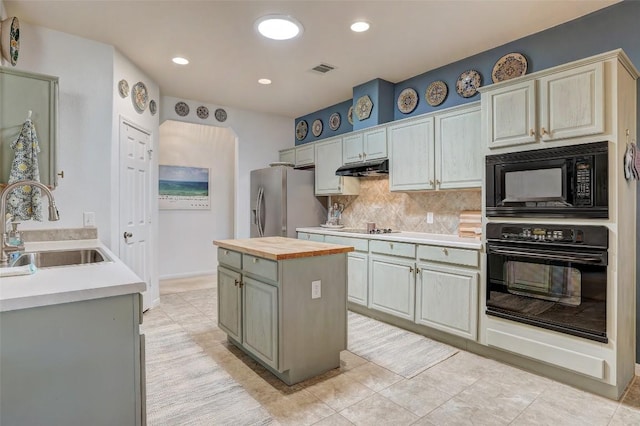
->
<box><xmin>342</xmin><ymin>127</ymin><xmax>387</xmax><ymax>165</ymax></box>
<box><xmin>295</xmin><ymin>143</ymin><xmax>315</xmax><ymax>167</ymax></box>
<box><xmin>388</xmin><ymin>116</ymin><xmax>435</xmax><ymax>191</ymax></box>
<box><xmin>482</xmin><ymin>61</ymin><xmax>604</xmax><ymax>149</ymax></box>
<box><xmin>314</xmin><ymin>137</ymin><xmax>359</xmax><ymax>195</ymax></box>
<box><xmin>297</xmin><ymin>232</ymin><xmax>325</xmax><ymax>242</ymax></box>
<box><xmin>389</xmin><ymin>103</ymin><xmax>481</xmax><ymax>191</ymax></box>
<box><xmin>368</xmin><ymin>240</ymin><xmax>416</xmax><ymax>321</ymax></box>
<box><xmin>279</xmin><ymin>148</ymin><xmax>295</xmax><ymax>164</ymax></box>
<box><xmin>324</xmin><ymin>235</ymin><xmax>369</xmax><ymax>307</ymax></box>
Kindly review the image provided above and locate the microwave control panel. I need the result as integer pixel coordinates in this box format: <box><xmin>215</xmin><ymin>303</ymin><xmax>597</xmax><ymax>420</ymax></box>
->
<box><xmin>574</xmin><ymin>158</ymin><xmax>593</xmax><ymax>206</ymax></box>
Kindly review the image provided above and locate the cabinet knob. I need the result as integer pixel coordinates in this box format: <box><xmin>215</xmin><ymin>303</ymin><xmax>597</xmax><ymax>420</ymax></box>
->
<box><xmin>540</xmin><ymin>127</ymin><xmax>548</xmax><ymax>136</ymax></box>
<box><xmin>225</xmin><ymin>250</ymin><xmax>229</xmax><ymax>255</ymax></box>
<box><xmin>358</xmin><ymin>153</ymin><xmax>363</xmax><ymax>159</ymax></box>
<box><xmin>234</xmin><ymin>279</ymin><xmax>239</xmax><ymax>287</ymax></box>
<box><xmin>429</xmin><ymin>180</ymin><xmax>434</xmax><ymax>186</ymax></box>
<box><xmin>239</xmin><ymin>281</ymin><xmax>244</xmax><ymax>288</ymax></box>
<box><xmin>409</xmin><ymin>266</ymin><xmax>414</xmax><ymax>273</ymax></box>
<box><xmin>529</xmin><ymin>129</ymin><xmax>536</xmax><ymax>137</ymax></box>
<box><xmin>416</xmin><ymin>267</ymin><xmax>421</xmax><ymax>274</ymax></box>
<box><xmin>436</xmin><ymin>179</ymin><xmax>441</xmax><ymax>186</ymax></box>
<box><xmin>442</xmin><ymin>248</ymin><xmax>449</xmax><ymax>255</ymax></box>
<box><xmin>253</xmin><ymin>258</ymin><xmax>258</xmax><ymax>263</ymax></box>
<box><xmin>363</xmin><ymin>152</ymin><xmax>367</xmax><ymax>159</ymax></box>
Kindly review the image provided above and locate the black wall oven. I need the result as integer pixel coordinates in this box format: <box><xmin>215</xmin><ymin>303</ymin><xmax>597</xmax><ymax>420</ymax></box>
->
<box><xmin>486</xmin><ymin>141</ymin><xmax>608</xmax><ymax>218</ymax></box>
<box><xmin>486</xmin><ymin>223</ymin><xmax>608</xmax><ymax>343</ymax></box>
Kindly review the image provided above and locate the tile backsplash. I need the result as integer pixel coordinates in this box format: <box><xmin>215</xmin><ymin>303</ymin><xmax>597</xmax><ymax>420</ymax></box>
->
<box><xmin>332</xmin><ymin>177</ymin><xmax>481</xmax><ymax>235</ymax></box>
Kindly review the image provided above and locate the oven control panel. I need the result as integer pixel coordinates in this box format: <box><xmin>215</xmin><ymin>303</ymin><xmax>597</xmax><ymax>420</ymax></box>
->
<box><xmin>498</xmin><ymin>226</ymin><xmax>583</xmax><ymax>243</ymax></box>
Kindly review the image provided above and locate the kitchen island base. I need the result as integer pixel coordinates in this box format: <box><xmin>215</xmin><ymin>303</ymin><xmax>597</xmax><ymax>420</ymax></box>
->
<box><xmin>214</xmin><ymin>237</ymin><xmax>353</xmax><ymax>386</ymax></box>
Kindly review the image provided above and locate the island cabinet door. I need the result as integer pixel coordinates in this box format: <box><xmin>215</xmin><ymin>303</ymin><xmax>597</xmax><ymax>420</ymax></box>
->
<box><xmin>368</xmin><ymin>255</ymin><xmax>416</xmax><ymax>321</ymax></box>
<box><xmin>415</xmin><ymin>263</ymin><xmax>478</xmax><ymax>340</ymax></box>
<box><xmin>242</xmin><ymin>276</ymin><xmax>279</xmax><ymax>370</ymax></box>
<box><xmin>217</xmin><ymin>266</ymin><xmax>242</xmax><ymax>342</ymax></box>
<box><xmin>347</xmin><ymin>252</ymin><xmax>368</xmax><ymax>306</ymax></box>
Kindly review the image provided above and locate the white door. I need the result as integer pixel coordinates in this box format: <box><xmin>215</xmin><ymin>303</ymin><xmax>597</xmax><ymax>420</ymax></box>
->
<box><xmin>120</xmin><ymin>119</ymin><xmax>152</xmax><ymax>310</ymax></box>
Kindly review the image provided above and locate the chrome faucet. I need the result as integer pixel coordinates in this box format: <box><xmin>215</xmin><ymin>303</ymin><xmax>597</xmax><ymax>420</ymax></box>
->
<box><xmin>1</xmin><ymin>180</ymin><xmax>60</xmax><ymax>264</ymax></box>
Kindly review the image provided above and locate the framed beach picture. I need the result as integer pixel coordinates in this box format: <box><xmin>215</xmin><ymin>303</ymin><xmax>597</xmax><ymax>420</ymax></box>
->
<box><xmin>159</xmin><ymin>165</ymin><xmax>210</xmax><ymax>210</ymax></box>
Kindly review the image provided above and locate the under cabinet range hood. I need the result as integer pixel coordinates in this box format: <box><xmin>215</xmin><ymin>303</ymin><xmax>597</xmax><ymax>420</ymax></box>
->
<box><xmin>335</xmin><ymin>159</ymin><xmax>389</xmax><ymax>177</ymax></box>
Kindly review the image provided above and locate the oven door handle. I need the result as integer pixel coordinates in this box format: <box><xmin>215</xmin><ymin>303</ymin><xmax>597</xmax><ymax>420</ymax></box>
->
<box><xmin>488</xmin><ymin>247</ymin><xmax>605</xmax><ymax>264</ymax></box>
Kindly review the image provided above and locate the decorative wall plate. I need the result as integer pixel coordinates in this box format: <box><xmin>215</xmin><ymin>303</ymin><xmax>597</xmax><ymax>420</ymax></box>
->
<box><xmin>492</xmin><ymin>52</ymin><xmax>528</xmax><ymax>83</ymax></box>
<box><xmin>456</xmin><ymin>70</ymin><xmax>482</xmax><ymax>98</ymax></box>
<box><xmin>312</xmin><ymin>119</ymin><xmax>323</xmax><ymax>137</ymax></box>
<box><xmin>397</xmin><ymin>88</ymin><xmax>418</xmax><ymax>114</ymax></box>
<box><xmin>118</xmin><ymin>79</ymin><xmax>129</xmax><ymax>98</ymax></box>
<box><xmin>214</xmin><ymin>108</ymin><xmax>227</xmax><ymax>122</ymax></box>
<box><xmin>347</xmin><ymin>106</ymin><xmax>354</xmax><ymax>125</ymax></box>
<box><xmin>296</xmin><ymin>120</ymin><xmax>308</xmax><ymax>141</ymax></box>
<box><xmin>196</xmin><ymin>106</ymin><xmax>209</xmax><ymax>119</ymax></box>
<box><xmin>355</xmin><ymin>95</ymin><xmax>373</xmax><ymax>121</ymax></box>
<box><xmin>131</xmin><ymin>81</ymin><xmax>148</xmax><ymax>113</ymax></box>
<box><xmin>329</xmin><ymin>112</ymin><xmax>341</xmax><ymax>131</ymax></box>
<box><xmin>425</xmin><ymin>80</ymin><xmax>448</xmax><ymax>106</ymax></box>
<box><xmin>175</xmin><ymin>101</ymin><xmax>189</xmax><ymax>116</ymax></box>
<box><xmin>0</xmin><ymin>16</ymin><xmax>20</xmax><ymax>65</ymax></box>
<box><xmin>149</xmin><ymin>99</ymin><xmax>157</xmax><ymax>115</ymax></box>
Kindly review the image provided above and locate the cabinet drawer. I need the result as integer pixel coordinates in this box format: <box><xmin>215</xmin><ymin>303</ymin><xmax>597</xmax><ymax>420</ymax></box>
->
<box><xmin>218</xmin><ymin>248</ymin><xmax>242</xmax><ymax>269</ymax></box>
<box><xmin>324</xmin><ymin>235</ymin><xmax>368</xmax><ymax>252</ymax></box>
<box><xmin>243</xmin><ymin>254</ymin><xmax>278</xmax><ymax>282</ymax></box>
<box><xmin>298</xmin><ymin>232</ymin><xmax>325</xmax><ymax>242</ymax></box>
<box><xmin>417</xmin><ymin>245</ymin><xmax>478</xmax><ymax>268</ymax></box>
<box><xmin>370</xmin><ymin>240</ymin><xmax>415</xmax><ymax>258</ymax></box>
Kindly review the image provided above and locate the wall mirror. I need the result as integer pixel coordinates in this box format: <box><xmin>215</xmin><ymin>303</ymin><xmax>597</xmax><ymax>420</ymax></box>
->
<box><xmin>1</xmin><ymin>66</ymin><xmax>59</xmax><ymax>189</ymax></box>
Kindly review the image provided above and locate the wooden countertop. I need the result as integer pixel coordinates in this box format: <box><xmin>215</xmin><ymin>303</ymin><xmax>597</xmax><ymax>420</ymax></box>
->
<box><xmin>213</xmin><ymin>236</ymin><xmax>354</xmax><ymax>261</ymax></box>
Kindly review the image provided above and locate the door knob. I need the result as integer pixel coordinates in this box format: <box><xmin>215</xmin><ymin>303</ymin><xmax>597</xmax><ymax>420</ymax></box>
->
<box><xmin>123</xmin><ymin>231</ymin><xmax>133</xmax><ymax>241</ymax></box>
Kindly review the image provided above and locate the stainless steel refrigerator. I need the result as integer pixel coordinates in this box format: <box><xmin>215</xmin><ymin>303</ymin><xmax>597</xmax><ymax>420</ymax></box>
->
<box><xmin>250</xmin><ymin>165</ymin><xmax>327</xmax><ymax>238</ymax></box>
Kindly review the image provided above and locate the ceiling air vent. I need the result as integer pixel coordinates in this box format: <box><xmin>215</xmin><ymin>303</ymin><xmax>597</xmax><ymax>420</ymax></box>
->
<box><xmin>311</xmin><ymin>63</ymin><xmax>336</xmax><ymax>74</ymax></box>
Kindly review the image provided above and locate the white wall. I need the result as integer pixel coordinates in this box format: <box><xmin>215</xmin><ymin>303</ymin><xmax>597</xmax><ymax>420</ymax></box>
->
<box><xmin>158</xmin><ymin>120</ymin><xmax>235</xmax><ymax>279</ymax></box>
<box><xmin>160</xmin><ymin>96</ymin><xmax>293</xmax><ymax>239</ymax></box>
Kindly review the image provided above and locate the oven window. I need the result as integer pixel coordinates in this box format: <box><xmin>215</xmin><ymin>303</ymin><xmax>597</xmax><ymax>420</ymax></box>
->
<box><xmin>506</xmin><ymin>261</ymin><xmax>581</xmax><ymax>306</ymax></box>
<box><xmin>503</xmin><ymin>168</ymin><xmax>564</xmax><ymax>204</ymax></box>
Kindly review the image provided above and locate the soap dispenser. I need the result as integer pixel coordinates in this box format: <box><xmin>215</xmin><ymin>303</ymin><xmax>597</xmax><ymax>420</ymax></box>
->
<box><xmin>9</xmin><ymin>222</ymin><xmax>22</xmax><ymax>246</ymax></box>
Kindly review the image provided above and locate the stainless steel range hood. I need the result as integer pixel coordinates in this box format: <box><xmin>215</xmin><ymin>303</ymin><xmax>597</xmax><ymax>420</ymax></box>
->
<box><xmin>335</xmin><ymin>159</ymin><xmax>389</xmax><ymax>177</ymax></box>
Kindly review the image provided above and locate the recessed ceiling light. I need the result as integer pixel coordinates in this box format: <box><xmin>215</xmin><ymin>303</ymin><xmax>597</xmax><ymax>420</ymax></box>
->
<box><xmin>258</xmin><ymin>78</ymin><xmax>272</xmax><ymax>85</ymax></box>
<box><xmin>172</xmin><ymin>57</ymin><xmax>189</xmax><ymax>65</ymax></box>
<box><xmin>256</xmin><ymin>15</ymin><xmax>303</xmax><ymax>40</ymax></box>
<box><xmin>350</xmin><ymin>21</ymin><xmax>370</xmax><ymax>32</ymax></box>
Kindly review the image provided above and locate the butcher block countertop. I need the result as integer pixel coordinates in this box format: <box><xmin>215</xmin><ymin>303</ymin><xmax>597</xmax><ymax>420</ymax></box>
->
<box><xmin>213</xmin><ymin>236</ymin><xmax>354</xmax><ymax>261</ymax></box>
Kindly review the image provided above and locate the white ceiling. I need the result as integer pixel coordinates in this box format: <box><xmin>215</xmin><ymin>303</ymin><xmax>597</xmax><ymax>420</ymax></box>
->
<box><xmin>5</xmin><ymin>0</ymin><xmax>619</xmax><ymax>118</ymax></box>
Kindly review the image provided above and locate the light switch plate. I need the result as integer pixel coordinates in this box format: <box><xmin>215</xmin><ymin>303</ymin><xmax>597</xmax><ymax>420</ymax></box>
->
<box><xmin>83</xmin><ymin>212</ymin><xmax>96</xmax><ymax>227</ymax></box>
<box><xmin>312</xmin><ymin>280</ymin><xmax>321</xmax><ymax>299</ymax></box>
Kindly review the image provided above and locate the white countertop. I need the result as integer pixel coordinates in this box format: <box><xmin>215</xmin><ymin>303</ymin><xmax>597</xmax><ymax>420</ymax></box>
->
<box><xmin>297</xmin><ymin>227</ymin><xmax>483</xmax><ymax>250</ymax></box>
<box><xmin>0</xmin><ymin>239</ymin><xmax>146</xmax><ymax>312</ymax></box>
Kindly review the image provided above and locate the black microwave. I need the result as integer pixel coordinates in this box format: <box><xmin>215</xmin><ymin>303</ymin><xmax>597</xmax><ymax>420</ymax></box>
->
<box><xmin>486</xmin><ymin>141</ymin><xmax>608</xmax><ymax>218</ymax></box>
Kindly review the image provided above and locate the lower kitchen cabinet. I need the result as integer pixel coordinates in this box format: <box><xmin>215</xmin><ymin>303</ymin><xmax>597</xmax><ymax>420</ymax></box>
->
<box><xmin>217</xmin><ymin>265</ymin><xmax>242</xmax><ymax>342</ymax></box>
<box><xmin>347</xmin><ymin>251</ymin><xmax>368</xmax><ymax>306</ymax></box>
<box><xmin>415</xmin><ymin>263</ymin><xmax>478</xmax><ymax>340</ymax></box>
<box><xmin>242</xmin><ymin>276</ymin><xmax>279</xmax><ymax>369</ymax></box>
<box><xmin>0</xmin><ymin>293</ymin><xmax>145</xmax><ymax>426</ymax></box>
<box><xmin>369</xmin><ymin>255</ymin><xmax>416</xmax><ymax>321</ymax></box>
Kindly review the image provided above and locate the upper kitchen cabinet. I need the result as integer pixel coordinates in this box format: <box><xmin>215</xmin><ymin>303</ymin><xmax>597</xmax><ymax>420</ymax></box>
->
<box><xmin>388</xmin><ymin>103</ymin><xmax>481</xmax><ymax>192</ymax></box>
<box><xmin>388</xmin><ymin>116</ymin><xmax>435</xmax><ymax>191</ymax></box>
<box><xmin>482</xmin><ymin>58</ymin><xmax>606</xmax><ymax>149</ymax></box>
<box><xmin>435</xmin><ymin>104</ymin><xmax>482</xmax><ymax>189</ymax></box>
<box><xmin>279</xmin><ymin>148</ymin><xmax>295</xmax><ymax>164</ymax></box>
<box><xmin>1</xmin><ymin>67</ymin><xmax>59</xmax><ymax>188</ymax></box>
<box><xmin>314</xmin><ymin>137</ymin><xmax>359</xmax><ymax>195</ymax></box>
<box><xmin>342</xmin><ymin>126</ymin><xmax>387</xmax><ymax>165</ymax></box>
<box><xmin>295</xmin><ymin>143</ymin><xmax>315</xmax><ymax>168</ymax></box>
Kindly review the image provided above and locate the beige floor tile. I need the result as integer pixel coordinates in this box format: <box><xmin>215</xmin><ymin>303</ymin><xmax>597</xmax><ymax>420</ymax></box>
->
<box><xmin>160</xmin><ymin>274</ymin><xmax>216</xmax><ymax>294</ymax></box>
<box><xmin>512</xmin><ymin>381</ymin><xmax>618</xmax><ymax>425</ymax></box>
<box><xmin>305</xmin><ymin>373</ymin><xmax>375</xmax><ymax>411</ymax></box>
<box><xmin>343</xmin><ymin>362</ymin><xmax>402</xmax><ymax>392</ymax></box>
<box><xmin>417</xmin><ymin>396</ymin><xmax>510</xmax><ymax>426</ymax></box>
<box><xmin>621</xmin><ymin>376</ymin><xmax>640</xmax><ymax>409</ymax></box>
<box><xmin>339</xmin><ymin>350</ymin><xmax>368</xmax><ymax>372</ymax></box>
<box><xmin>263</xmin><ymin>389</ymin><xmax>336</xmax><ymax>426</ymax></box>
<box><xmin>379</xmin><ymin>377</ymin><xmax>452</xmax><ymax>417</ymax></box>
<box><xmin>311</xmin><ymin>413</ymin><xmax>354</xmax><ymax>425</ymax></box>
<box><xmin>339</xmin><ymin>394</ymin><xmax>418</xmax><ymax>426</ymax></box>
<box><xmin>609</xmin><ymin>405</ymin><xmax>640</xmax><ymax>425</ymax></box>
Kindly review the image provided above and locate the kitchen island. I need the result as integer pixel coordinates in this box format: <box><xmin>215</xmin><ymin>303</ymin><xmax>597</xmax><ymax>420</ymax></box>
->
<box><xmin>213</xmin><ymin>236</ymin><xmax>353</xmax><ymax>385</ymax></box>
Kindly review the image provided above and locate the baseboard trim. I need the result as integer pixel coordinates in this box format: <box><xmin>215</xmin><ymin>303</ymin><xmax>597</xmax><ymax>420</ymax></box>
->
<box><xmin>635</xmin><ymin>363</ymin><xmax>640</xmax><ymax>376</ymax></box>
<box><xmin>159</xmin><ymin>270</ymin><xmax>217</xmax><ymax>281</ymax></box>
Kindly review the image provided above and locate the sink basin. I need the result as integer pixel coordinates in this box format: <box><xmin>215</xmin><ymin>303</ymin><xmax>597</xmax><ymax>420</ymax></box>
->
<box><xmin>9</xmin><ymin>248</ymin><xmax>112</xmax><ymax>269</ymax></box>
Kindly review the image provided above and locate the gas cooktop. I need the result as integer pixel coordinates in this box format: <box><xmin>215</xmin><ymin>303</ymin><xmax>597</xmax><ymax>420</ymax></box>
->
<box><xmin>335</xmin><ymin>228</ymin><xmax>400</xmax><ymax>234</ymax></box>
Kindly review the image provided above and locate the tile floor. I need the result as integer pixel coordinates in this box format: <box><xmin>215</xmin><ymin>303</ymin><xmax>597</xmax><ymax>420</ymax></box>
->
<box><xmin>143</xmin><ymin>275</ymin><xmax>640</xmax><ymax>425</ymax></box>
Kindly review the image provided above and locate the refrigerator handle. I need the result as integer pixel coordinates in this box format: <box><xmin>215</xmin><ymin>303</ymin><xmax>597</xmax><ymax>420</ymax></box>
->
<box><xmin>256</xmin><ymin>187</ymin><xmax>264</xmax><ymax>237</ymax></box>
